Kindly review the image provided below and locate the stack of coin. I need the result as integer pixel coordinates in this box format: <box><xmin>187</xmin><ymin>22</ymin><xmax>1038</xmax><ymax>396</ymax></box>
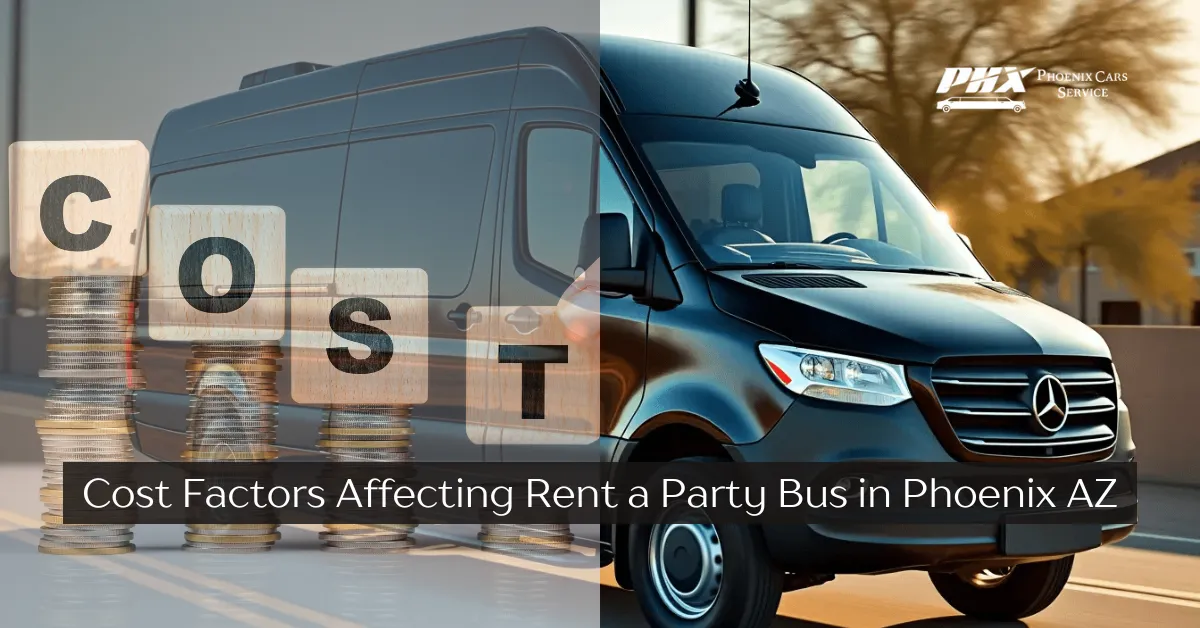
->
<box><xmin>181</xmin><ymin>340</ymin><xmax>282</xmax><ymax>552</ymax></box>
<box><xmin>317</xmin><ymin>405</ymin><xmax>416</xmax><ymax>552</ymax></box>
<box><xmin>479</xmin><ymin>523</ymin><xmax>574</xmax><ymax>556</ymax></box>
<box><xmin>37</xmin><ymin>275</ymin><xmax>143</xmax><ymax>555</ymax></box>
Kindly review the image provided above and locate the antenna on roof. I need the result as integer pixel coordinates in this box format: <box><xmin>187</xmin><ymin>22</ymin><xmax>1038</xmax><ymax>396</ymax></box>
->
<box><xmin>718</xmin><ymin>0</ymin><xmax>761</xmax><ymax>116</ymax></box>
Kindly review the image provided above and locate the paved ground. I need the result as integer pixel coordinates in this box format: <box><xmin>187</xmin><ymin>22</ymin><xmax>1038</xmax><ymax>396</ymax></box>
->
<box><xmin>2</xmin><ymin>385</ymin><xmax>1199</xmax><ymax>627</ymax></box>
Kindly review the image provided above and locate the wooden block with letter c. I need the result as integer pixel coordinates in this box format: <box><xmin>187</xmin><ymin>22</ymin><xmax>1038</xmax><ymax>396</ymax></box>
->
<box><xmin>147</xmin><ymin>205</ymin><xmax>286</xmax><ymax>341</ymax></box>
<box><xmin>465</xmin><ymin>300</ymin><xmax>600</xmax><ymax>446</ymax></box>
<box><xmin>289</xmin><ymin>267</ymin><xmax>428</xmax><ymax>406</ymax></box>
<box><xmin>9</xmin><ymin>140</ymin><xmax>149</xmax><ymax>278</ymax></box>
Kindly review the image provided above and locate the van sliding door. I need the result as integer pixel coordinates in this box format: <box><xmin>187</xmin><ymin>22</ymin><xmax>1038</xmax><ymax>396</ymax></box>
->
<box><xmin>334</xmin><ymin>116</ymin><xmax>508</xmax><ymax>462</ymax></box>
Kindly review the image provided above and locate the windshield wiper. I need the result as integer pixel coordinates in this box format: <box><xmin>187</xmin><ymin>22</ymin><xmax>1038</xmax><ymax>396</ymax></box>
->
<box><xmin>866</xmin><ymin>266</ymin><xmax>979</xmax><ymax>278</ymax></box>
<box><xmin>710</xmin><ymin>261</ymin><xmax>825</xmax><ymax>271</ymax></box>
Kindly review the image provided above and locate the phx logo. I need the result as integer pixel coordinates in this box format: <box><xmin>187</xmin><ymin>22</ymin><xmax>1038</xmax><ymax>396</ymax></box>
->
<box><xmin>935</xmin><ymin>67</ymin><xmax>1035</xmax><ymax>113</ymax></box>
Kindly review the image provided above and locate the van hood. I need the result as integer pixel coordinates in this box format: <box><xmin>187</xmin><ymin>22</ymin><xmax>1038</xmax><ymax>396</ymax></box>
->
<box><xmin>708</xmin><ymin>270</ymin><xmax>1111</xmax><ymax>365</ymax></box>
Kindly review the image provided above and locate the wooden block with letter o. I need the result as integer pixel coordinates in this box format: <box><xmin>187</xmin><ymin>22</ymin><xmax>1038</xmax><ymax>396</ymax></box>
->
<box><xmin>9</xmin><ymin>140</ymin><xmax>149</xmax><ymax>277</ymax></box>
<box><xmin>289</xmin><ymin>268</ymin><xmax>428</xmax><ymax>406</ymax></box>
<box><xmin>148</xmin><ymin>205</ymin><xmax>285</xmax><ymax>341</ymax></box>
<box><xmin>466</xmin><ymin>301</ymin><xmax>600</xmax><ymax>446</ymax></box>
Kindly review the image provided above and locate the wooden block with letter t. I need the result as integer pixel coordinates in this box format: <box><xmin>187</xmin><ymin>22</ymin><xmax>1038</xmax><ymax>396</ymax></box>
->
<box><xmin>148</xmin><ymin>205</ymin><xmax>285</xmax><ymax>341</ymax></box>
<box><xmin>9</xmin><ymin>140</ymin><xmax>149</xmax><ymax>278</ymax></box>
<box><xmin>289</xmin><ymin>267</ymin><xmax>428</xmax><ymax>406</ymax></box>
<box><xmin>466</xmin><ymin>303</ymin><xmax>600</xmax><ymax>446</ymax></box>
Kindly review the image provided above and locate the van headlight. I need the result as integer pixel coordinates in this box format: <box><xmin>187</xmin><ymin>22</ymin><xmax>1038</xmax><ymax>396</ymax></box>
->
<box><xmin>758</xmin><ymin>344</ymin><xmax>911</xmax><ymax>406</ymax></box>
<box><xmin>1113</xmin><ymin>365</ymin><xmax>1123</xmax><ymax>400</ymax></box>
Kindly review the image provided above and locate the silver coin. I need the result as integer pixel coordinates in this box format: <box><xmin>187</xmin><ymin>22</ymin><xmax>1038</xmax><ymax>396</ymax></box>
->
<box><xmin>327</xmin><ymin>450</ymin><xmax>411</xmax><ymax>461</ymax></box>
<box><xmin>42</xmin><ymin>531</ymin><xmax>136</xmax><ymax>543</ymax></box>
<box><xmin>42</xmin><ymin>457</ymin><xmax>133</xmax><ymax>463</ymax></box>
<box><xmin>181</xmin><ymin>544</ymin><xmax>272</xmax><ymax>553</ymax></box>
<box><xmin>320</xmin><ymin>533</ymin><xmax>408</xmax><ymax>543</ymax></box>
<box><xmin>42</xmin><ymin>524</ymin><xmax>132</xmax><ymax>533</ymax></box>
<box><xmin>322</xmin><ymin>538</ymin><xmax>415</xmax><ymax>549</ymax></box>
<box><xmin>38</xmin><ymin>536</ymin><xmax>135</xmax><ymax>548</ymax></box>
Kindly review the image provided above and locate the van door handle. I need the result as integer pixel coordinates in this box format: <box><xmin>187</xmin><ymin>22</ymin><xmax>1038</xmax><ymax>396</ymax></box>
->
<box><xmin>447</xmin><ymin>303</ymin><xmax>481</xmax><ymax>331</ymax></box>
<box><xmin>504</xmin><ymin>306</ymin><xmax>541</xmax><ymax>335</ymax></box>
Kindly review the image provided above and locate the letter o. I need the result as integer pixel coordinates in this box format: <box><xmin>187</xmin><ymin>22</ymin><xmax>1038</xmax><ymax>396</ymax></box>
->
<box><xmin>110</xmin><ymin>485</ymin><xmax>136</xmax><ymax>509</ymax></box>
<box><xmin>178</xmin><ymin>236</ymin><xmax>256</xmax><ymax>314</ymax></box>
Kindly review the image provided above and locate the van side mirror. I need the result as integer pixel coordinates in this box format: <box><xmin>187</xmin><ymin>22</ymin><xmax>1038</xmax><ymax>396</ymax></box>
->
<box><xmin>579</xmin><ymin>213</ymin><xmax>647</xmax><ymax>295</ymax></box>
<box><xmin>958</xmin><ymin>233</ymin><xmax>973</xmax><ymax>251</ymax></box>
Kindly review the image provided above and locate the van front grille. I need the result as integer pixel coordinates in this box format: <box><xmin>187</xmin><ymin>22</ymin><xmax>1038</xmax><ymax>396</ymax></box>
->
<box><xmin>930</xmin><ymin>360</ymin><xmax>1119</xmax><ymax>458</ymax></box>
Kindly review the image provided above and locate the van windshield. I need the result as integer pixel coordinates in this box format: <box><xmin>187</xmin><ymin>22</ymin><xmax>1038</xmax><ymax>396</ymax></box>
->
<box><xmin>625</xmin><ymin>115</ymin><xmax>989</xmax><ymax>279</ymax></box>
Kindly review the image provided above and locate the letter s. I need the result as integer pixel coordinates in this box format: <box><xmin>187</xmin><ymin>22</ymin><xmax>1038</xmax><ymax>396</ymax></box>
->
<box><xmin>327</xmin><ymin>297</ymin><xmax>393</xmax><ymax>375</ymax></box>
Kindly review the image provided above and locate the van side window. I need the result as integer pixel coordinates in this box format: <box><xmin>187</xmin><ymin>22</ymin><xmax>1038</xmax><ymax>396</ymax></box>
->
<box><xmin>522</xmin><ymin>127</ymin><xmax>594</xmax><ymax>278</ymax></box>
<box><xmin>337</xmin><ymin>126</ymin><xmax>495</xmax><ymax>297</ymax></box>
<box><xmin>521</xmin><ymin>127</ymin><xmax>636</xmax><ymax>279</ymax></box>
<box><xmin>149</xmin><ymin>146</ymin><xmax>347</xmax><ymax>273</ymax></box>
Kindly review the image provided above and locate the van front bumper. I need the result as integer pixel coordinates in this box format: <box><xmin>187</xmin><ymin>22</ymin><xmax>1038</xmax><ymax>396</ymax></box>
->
<box><xmin>726</xmin><ymin>397</ymin><xmax>1137</xmax><ymax>574</ymax></box>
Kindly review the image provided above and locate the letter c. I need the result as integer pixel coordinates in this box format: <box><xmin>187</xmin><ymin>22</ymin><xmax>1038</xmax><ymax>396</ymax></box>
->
<box><xmin>84</xmin><ymin>477</ymin><xmax>111</xmax><ymax>509</ymax></box>
<box><xmin>40</xmin><ymin>175</ymin><xmax>113</xmax><ymax>252</ymax></box>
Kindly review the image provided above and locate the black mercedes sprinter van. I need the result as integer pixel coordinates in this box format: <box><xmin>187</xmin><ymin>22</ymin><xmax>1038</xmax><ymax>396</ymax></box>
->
<box><xmin>136</xmin><ymin>28</ymin><xmax>1135</xmax><ymax>628</ymax></box>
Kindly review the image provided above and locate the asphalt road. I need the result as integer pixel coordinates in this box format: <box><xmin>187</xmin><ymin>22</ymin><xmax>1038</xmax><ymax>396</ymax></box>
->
<box><xmin>1</xmin><ymin>385</ymin><xmax>1199</xmax><ymax>627</ymax></box>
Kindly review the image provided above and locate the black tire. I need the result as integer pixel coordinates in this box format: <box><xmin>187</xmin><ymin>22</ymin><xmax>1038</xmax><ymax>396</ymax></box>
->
<box><xmin>930</xmin><ymin>556</ymin><xmax>1074</xmax><ymax>621</ymax></box>
<box><xmin>627</xmin><ymin>457</ymin><xmax>783</xmax><ymax>628</ymax></box>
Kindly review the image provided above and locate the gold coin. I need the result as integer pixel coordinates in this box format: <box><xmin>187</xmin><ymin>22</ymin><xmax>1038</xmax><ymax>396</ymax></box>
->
<box><xmin>318</xmin><ymin>439</ymin><xmax>409</xmax><ymax>449</ymax></box>
<box><xmin>184</xmin><ymin>533</ymin><xmax>281</xmax><ymax>544</ymax></box>
<box><xmin>323</xmin><ymin>524</ymin><xmax>382</xmax><ymax>531</ymax></box>
<box><xmin>185</xmin><ymin>364</ymin><xmax>281</xmax><ymax>373</ymax></box>
<box><xmin>39</xmin><ymin>544</ymin><xmax>135</xmax><ymax>555</ymax></box>
<box><xmin>45</xmin><ymin>344</ymin><xmax>142</xmax><ymax>352</ymax></box>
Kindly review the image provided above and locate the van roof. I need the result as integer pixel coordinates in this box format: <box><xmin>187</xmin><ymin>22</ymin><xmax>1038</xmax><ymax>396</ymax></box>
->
<box><xmin>151</xmin><ymin>27</ymin><xmax>870</xmax><ymax>169</ymax></box>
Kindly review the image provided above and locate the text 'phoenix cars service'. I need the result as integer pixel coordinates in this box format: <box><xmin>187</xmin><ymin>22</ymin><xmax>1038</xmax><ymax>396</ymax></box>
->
<box><xmin>136</xmin><ymin>29</ymin><xmax>1133</xmax><ymax>628</ymax></box>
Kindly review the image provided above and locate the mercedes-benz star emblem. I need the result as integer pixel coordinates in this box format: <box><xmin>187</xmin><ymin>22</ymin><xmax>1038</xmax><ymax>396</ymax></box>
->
<box><xmin>1030</xmin><ymin>374</ymin><xmax>1069</xmax><ymax>435</ymax></box>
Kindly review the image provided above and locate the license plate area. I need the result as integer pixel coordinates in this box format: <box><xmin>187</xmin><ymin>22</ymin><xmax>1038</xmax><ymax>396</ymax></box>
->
<box><xmin>1001</xmin><ymin>513</ymin><xmax>1102</xmax><ymax>556</ymax></box>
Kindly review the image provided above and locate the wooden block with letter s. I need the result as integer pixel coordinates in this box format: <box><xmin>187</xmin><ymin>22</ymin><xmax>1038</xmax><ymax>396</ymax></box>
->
<box><xmin>466</xmin><ymin>299</ymin><xmax>600</xmax><ymax>446</ymax></box>
<box><xmin>148</xmin><ymin>205</ymin><xmax>286</xmax><ymax>341</ymax></box>
<box><xmin>9</xmin><ymin>140</ymin><xmax>149</xmax><ymax>278</ymax></box>
<box><xmin>289</xmin><ymin>267</ymin><xmax>428</xmax><ymax>406</ymax></box>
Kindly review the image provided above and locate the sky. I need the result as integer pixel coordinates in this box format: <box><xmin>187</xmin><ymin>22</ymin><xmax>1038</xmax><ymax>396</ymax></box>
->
<box><xmin>2</xmin><ymin>0</ymin><xmax>1199</xmax><ymax>255</ymax></box>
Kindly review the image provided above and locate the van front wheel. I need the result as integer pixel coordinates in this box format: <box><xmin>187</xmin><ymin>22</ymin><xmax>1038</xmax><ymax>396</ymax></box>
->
<box><xmin>930</xmin><ymin>555</ymin><xmax>1073</xmax><ymax>620</ymax></box>
<box><xmin>628</xmin><ymin>458</ymin><xmax>782</xmax><ymax>628</ymax></box>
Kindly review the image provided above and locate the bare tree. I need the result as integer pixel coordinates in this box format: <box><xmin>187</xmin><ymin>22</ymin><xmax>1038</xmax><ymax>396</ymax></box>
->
<box><xmin>732</xmin><ymin>0</ymin><xmax>1196</xmax><ymax>298</ymax></box>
